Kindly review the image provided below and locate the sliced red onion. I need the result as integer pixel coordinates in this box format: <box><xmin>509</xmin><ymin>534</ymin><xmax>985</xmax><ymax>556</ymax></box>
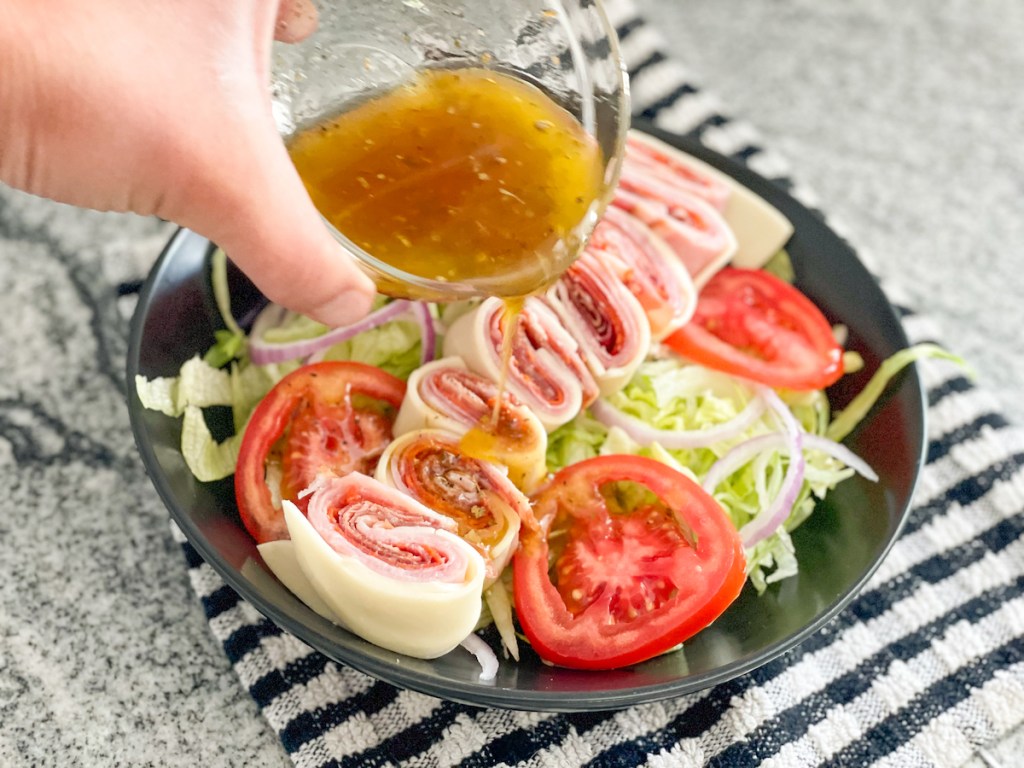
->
<box><xmin>590</xmin><ymin>393</ymin><xmax>767</xmax><ymax>450</ymax></box>
<box><xmin>409</xmin><ymin>300</ymin><xmax>437</xmax><ymax>366</ymax></box>
<box><xmin>803</xmin><ymin>434</ymin><xmax>878</xmax><ymax>482</ymax></box>
<box><xmin>701</xmin><ymin>433</ymin><xmax>788</xmax><ymax>494</ymax></box>
<box><xmin>701</xmin><ymin>388</ymin><xmax>806</xmax><ymax>549</ymax></box>
<box><xmin>248</xmin><ymin>303</ymin><xmax>289</xmax><ymax>348</ymax></box>
<box><xmin>249</xmin><ymin>300</ymin><xmax>424</xmax><ymax>366</ymax></box>
<box><xmin>460</xmin><ymin>633</ymin><xmax>499</xmax><ymax>681</ymax></box>
<box><xmin>702</xmin><ymin>390</ymin><xmax>877</xmax><ymax>549</ymax></box>
<box><xmin>738</xmin><ymin>389</ymin><xmax>805</xmax><ymax>548</ymax></box>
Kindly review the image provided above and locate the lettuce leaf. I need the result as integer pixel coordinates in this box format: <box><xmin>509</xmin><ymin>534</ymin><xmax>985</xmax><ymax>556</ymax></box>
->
<box><xmin>548</xmin><ymin>357</ymin><xmax>861</xmax><ymax>592</ymax></box>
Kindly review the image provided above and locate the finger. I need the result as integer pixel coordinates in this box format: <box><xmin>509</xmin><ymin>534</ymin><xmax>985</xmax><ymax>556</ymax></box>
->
<box><xmin>274</xmin><ymin>0</ymin><xmax>318</xmax><ymax>43</ymax></box>
<box><xmin>190</xmin><ymin>125</ymin><xmax>378</xmax><ymax>328</ymax></box>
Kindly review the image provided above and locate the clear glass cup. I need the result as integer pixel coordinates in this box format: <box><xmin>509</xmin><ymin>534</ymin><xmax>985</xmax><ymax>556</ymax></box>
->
<box><xmin>270</xmin><ymin>0</ymin><xmax>629</xmax><ymax>302</ymax></box>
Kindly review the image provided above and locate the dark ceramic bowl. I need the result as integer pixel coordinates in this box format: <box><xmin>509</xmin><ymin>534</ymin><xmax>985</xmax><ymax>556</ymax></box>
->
<box><xmin>127</xmin><ymin>127</ymin><xmax>926</xmax><ymax>712</ymax></box>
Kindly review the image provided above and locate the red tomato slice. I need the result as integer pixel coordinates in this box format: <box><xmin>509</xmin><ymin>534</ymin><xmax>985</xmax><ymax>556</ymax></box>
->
<box><xmin>234</xmin><ymin>361</ymin><xmax>406</xmax><ymax>544</ymax></box>
<box><xmin>665</xmin><ymin>267</ymin><xmax>843</xmax><ymax>390</ymax></box>
<box><xmin>513</xmin><ymin>455</ymin><xmax>745</xmax><ymax>670</ymax></box>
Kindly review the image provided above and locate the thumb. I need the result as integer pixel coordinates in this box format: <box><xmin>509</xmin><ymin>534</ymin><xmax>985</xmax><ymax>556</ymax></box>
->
<box><xmin>185</xmin><ymin>121</ymin><xmax>378</xmax><ymax>328</ymax></box>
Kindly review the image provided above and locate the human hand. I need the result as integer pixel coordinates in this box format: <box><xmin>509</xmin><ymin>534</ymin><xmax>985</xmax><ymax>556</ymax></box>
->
<box><xmin>0</xmin><ymin>0</ymin><xmax>376</xmax><ymax>327</ymax></box>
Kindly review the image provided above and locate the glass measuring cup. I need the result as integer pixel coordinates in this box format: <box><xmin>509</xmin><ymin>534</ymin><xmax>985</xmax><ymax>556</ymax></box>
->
<box><xmin>270</xmin><ymin>0</ymin><xmax>629</xmax><ymax>302</ymax></box>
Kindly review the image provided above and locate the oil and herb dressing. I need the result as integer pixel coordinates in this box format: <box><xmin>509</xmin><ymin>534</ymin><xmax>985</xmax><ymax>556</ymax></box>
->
<box><xmin>288</xmin><ymin>67</ymin><xmax>604</xmax><ymax>459</ymax></box>
<box><xmin>287</xmin><ymin>67</ymin><xmax>604</xmax><ymax>298</ymax></box>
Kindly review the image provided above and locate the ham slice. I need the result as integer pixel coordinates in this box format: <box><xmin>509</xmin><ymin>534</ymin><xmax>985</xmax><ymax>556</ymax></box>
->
<box><xmin>627</xmin><ymin>130</ymin><xmax>794</xmax><ymax>271</ymax></box>
<box><xmin>625</xmin><ymin>133</ymin><xmax>732</xmax><ymax>212</ymax></box>
<box><xmin>612</xmin><ymin>183</ymin><xmax>737</xmax><ymax>288</ymax></box>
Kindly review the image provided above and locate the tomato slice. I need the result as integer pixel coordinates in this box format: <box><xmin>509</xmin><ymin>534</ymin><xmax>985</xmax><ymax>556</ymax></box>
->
<box><xmin>513</xmin><ymin>455</ymin><xmax>745</xmax><ymax>670</ymax></box>
<box><xmin>234</xmin><ymin>361</ymin><xmax>406</xmax><ymax>544</ymax></box>
<box><xmin>665</xmin><ymin>267</ymin><xmax>843</xmax><ymax>390</ymax></box>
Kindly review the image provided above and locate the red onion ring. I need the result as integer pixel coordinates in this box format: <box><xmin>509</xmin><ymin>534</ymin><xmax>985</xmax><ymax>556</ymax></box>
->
<box><xmin>700</xmin><ymin>388</ymin><xmax>806</xmax><ymax>549</ymax></box>
<box><xmin>803</xmin><ymin>434</ymin><xmax>878</xmax><ymax>482</ymax></box>
<box><xmin>738</xmin><ymin>389</ymin><xmax>806</xmax><ymax>548</ymax></box>
<box><xmin>590</xmin><ymin>393</ymin><xmax>767</xmax><ymax>450</ymax></box>
<box><xmin>409</xmin><ymin>300</ymin><xmax>437</xmax><ymax>366</ymax></box>
<box><xmin>700</xmin><ymin>433</ymin><xmax>788</xmax><ymax>494</ymax></box>
<box><xmin>249</xmin><ymin>300</ymin><xmax>434</xmax><ymax>366</ymax></box>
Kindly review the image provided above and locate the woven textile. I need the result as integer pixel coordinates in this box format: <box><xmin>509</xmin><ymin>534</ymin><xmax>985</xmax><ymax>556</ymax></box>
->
<box><xmin>173</xmin><ymin>2</ymin><xmax>1024</xmax><ymax>765</ymax></box>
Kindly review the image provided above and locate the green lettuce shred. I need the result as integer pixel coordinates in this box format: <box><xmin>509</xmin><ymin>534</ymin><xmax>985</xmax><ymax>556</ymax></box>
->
<box><xmin>204</xmin><ymin>248</ymin><xmax>247</xmax><ymax>368</ymax></box>
<box><xmin>135</xmin><ymin>356</ymin><xmax>233</xmax><ymax>417</ymax></box>
<box><xmin>319</xmin><ymin>319</ymin><xmax>423</xmax><ymax>380</ymax></box>
<box><xmin>181</xmin><ymin>405</ymin><xmax>244</xmax><ymax>482</ymax></box>
<box><xmin>827</xmin><ymin>343</ymin><xmax>969</xmax><ymax>442</ymax></box>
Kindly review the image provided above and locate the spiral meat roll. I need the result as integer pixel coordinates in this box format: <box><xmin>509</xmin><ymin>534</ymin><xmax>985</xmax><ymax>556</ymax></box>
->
<box><xmin>544</xmin><ymin>251</ymin><xmax>650</xmax><ymax>396</ymax></box>
<box><xmin>375</xmin><ymin>429</ymin><xmax>529</xmax><ymax>584</ymax></box>
<box><xmin>393</xmin><ymin>357</ymin><xmax>547</xmax><ymax>492</ymax></box>
<box><xmin>282</xmin><ymin>473</ymin><xmax>485</xmax><ymax>658</ymax></box>
<box><xmin>624</xmin><ymin>132</ymin><xmax>732</xmax><ymax>212</ymax></box>
<box><xmin>626</xmin><ymin>130</ymin><xmax>794</xmax><ymax>270</ymax></box>
<box><xmin>586</xmin><ymin>205</ymin><xmax>697</xmax><ymax>341</ymax></box>
<box><xmin>444</xmin><ymin>297</ymin><xmax>598</xmax><ymax>431</ymax></box>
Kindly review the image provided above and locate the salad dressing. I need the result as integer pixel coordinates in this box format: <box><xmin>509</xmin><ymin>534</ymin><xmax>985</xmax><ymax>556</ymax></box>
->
<box><xmin>287</xmin><ymin>67</ymin><xmax>604</xmax><ymax>298</ymax></box>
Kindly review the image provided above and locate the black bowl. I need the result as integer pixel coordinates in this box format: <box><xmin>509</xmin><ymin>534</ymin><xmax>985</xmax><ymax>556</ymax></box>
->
<box><xmin>127</xmin><ymin>128</ymin><xmax>926</xmax><ymax>711</ymax></box>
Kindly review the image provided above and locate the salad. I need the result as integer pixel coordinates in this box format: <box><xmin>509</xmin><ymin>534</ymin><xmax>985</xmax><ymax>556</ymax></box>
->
<box><xmin>136</xmin><ymin>131</ymin><xmax>954</xmax><ymax>678</ymax></box>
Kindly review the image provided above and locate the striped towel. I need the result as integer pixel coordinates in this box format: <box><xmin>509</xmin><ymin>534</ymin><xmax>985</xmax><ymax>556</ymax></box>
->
<box><xmin>176</xmin><ymin>2</ymin><xmax>1024</xmax><ymax>765</ymax></box>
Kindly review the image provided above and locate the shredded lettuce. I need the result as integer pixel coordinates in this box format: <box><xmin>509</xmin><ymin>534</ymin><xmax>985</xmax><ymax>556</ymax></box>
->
<box><xmin>319</xmin><ymin>319</ymin><xmax>423</xmax><ymax>380</ymax></box>
<box><xmin>135</xmin><ymin>356</ymin><xmax>233</xmax><ymax>417</ymax></box>
<box><xmin>548</xmin><ymin>357</ymin><xmax>862</xmax><ymax>591</ymax></box>
<box><xmin>181</xmin><ymin>405</ymin><xmax>244</xmax><ymax>482</ymax></box>
<box><xmin>761</xmin><ymin>249</ymin><xmax>795</xmax><ymax>283</ymax></box>
<box><xmin>205</xmin><ymin>248</ymin><xmax>247</xmax><ymax>368</ymax></box>
<box><xmin>229</xmin><ymin>361</ymin><xmax>279</xmax><ymax>431</ymax></box>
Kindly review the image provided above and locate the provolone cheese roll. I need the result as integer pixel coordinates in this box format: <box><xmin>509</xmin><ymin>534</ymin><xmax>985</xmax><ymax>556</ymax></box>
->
<box><xmin>444</xmin><ymin>297</ymin><xmax>598</xmax><ymax>430</ymax></box>
<box><xmin>587</xmin><ymin>206</ymin><xmax>697</xmax><ymax>340</ymax></box>
<box><xmin>627</xmin><ymin>130</ymin><xmax>794</xmax><ymax>270</ymax></box>
<box><xmin>375</xmin><ymin>429</ymin><xmax>528</xmax><ymax>584</ymax></box>
<box><xmin>613</xmin><ymin>184</ymin><xmax>737</xmax><ymax>289</ymax></box>
<box><xmin>545</xmin><ymin>251</ymin><xmax>651</xmax><ymax>396</ymax></box>
<box><xmin>624</xmin><ymin>132</ymin><xmax>731</xmax><ymax>212</ymax></box>
<box><xmin>284</xmin><ymin>474</ymin><xmax>485</xmax><ymax>659</ymax></box>
<box><xmin>257</xmin><ymin>539</ymin><xmax>342</xmax><ymax>624</ymax></box>
<box><xmin>393</xmin><ymin>357</ymin><xmax>547</xmax><ymax>492</ymax></box>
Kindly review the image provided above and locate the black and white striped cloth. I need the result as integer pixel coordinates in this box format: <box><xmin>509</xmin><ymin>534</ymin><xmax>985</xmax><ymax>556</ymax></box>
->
<box><xmin>174</xmin><ymin>2</ymin><xmax>1024</xmax><ymax>765</ymax></box>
